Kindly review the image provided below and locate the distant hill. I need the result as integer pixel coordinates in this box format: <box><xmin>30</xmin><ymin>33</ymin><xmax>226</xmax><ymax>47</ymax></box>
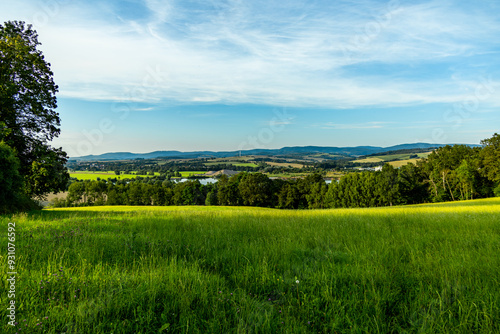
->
<box><xmin>70</xmin><ymin>143</ymin><xmax>480</xmax><ymax>161</ymax></box>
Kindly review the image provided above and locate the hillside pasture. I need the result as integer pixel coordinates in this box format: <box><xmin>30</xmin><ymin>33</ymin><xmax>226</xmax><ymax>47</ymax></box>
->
<box><xmin>352</xmin><ymin>157</ymin><xmax>385</xmax><ymax>163</ymax></box>
<box><xmin>204</xmin><ymin>161</ymin><xmax>259</xmax><ymax>167</ymax></box>
<box><xmin>70</xmin><ymin>171</ymin><xmax>209</xmax><ymax>180</ymax></box>
<box><xmin>179</xmin><ymin>171</ymin><xmax>209</xmax><ymax>177</ymax></box>
<box><xmin>266</xmin><ymin>161</ymin><xmax>305</xmax><ymax>168</ymax></box>
<box><xmin>69</xmin><ymin>171</ymin><xmax>154</xmax><ymax>180</ymax></box>
<box><xmin>1</xmin><ymin>198</ymin><xmax>499</xmax><ymax>333</ymax></box>
<box><xmin>354</xmin><ymin>151</ymin><xmax>432</xmax><ymax>165</ymax></box>
<box><xmin>387</xmin><ymin>158</ymin><xmax>421</xmax><ymax>167</ymax></box>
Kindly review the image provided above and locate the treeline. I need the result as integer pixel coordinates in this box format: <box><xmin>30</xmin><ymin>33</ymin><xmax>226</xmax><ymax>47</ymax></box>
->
<box><xmin>363</xmin><ymin>147</ymin><xmax>438</xmax><ymax>157</ymax></box>
<box><xmin>54</xmin><ymin>134</ymin><xmax>500</xmax><ymax>209</ymax></box>
<box><xmin>69</xmin><ymin>159</ymin><xmax>320</xmax><ymax>178</ymax></box>
<box><xmin>56</xmin><ymin>173</ymin><xmax>329</xmax><ymax>209</ymax></box>
<box><xmin>68</xmin><ymin>159</ymin><xmax>261</xmax><ymax>174</ymax></box>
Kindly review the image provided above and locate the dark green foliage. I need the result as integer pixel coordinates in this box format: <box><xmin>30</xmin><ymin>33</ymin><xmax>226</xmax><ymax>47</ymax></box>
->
<box><xmin>0</xmin><ymin>21</ymin><xmax>69</xmax><ymax>203</ymax></box>
<box><xmin>379</xmin><ymin>164</ymin><xmax>399</xmax><ymax>206</ymax></box>
<box><xmin>217</xmin><ymin>174</ymin><xmax>244</xmax><ymax>206</ymax></box>
<box><xmin>67</xmin><ymin>182</ymin><xmax>85</xmax><ymax>204</ymax></box>
<box><xmin>305</xmin><ymin>181</ymin><xmax>328</xmax><ymax>209</ymax></box>
<box><xmin>418</xmin><ymin>144</ymin><xmax>492</xmax><ymax>202</ymax></box>
<box><xmin>238</xmin><ymin>172</ymin><xmax>273</xmax><ymax>207</ymax></box>
<box><xmin>205</xmin><ymin>190</ymin><xmax>218</xmax><ymax>206</ymax></box>
<box><xmin>0</xmin><ymin>141</ymin><xmax>41</xmax><ymax>212</ymax></box>
<box><xmin>480</xmin><ymin>133</ymin><xmax>500</xmax><ymax>183</ymax></box>
<box><xmin>326</xmin><ymin>172</ymin><xmax>376</xmax><ymax>208</ymax></box>
<box><xmin>0</xmin><ymin>141</ymin><xmax>23</xmax><ymax>212</ymax></box>
<box><xmin>277</xmin><ymin>182</ymin><xmax>301</xmax><ymax>209</ymax></box>
<box><xmin>172</xmin><ymin>180</ymin><xmax>206</xmax><ymax>205</ymax></box>
<box><xmin>494</xmin><ymin>184</ymin><xmax>500</xmax><ymax>197</ymax></box>
<box><xmin>397</xmin><ymin>163</ymin><xmax>428</xmax><ymax>204</ymax></box>
<box><xmin>296</xmin><ymin>173</ymin><xmax>325</xmax><ymax>209</ymax></box>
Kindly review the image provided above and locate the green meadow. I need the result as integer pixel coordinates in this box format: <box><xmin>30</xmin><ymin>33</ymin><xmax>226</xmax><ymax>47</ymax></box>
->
<box><xmin>354</xmin><ymin>152</ymin><xmax>431</xmax><ymax>164</ymax></box>
<box><xmin>204</xmin><ymin>161</ymin><xmax>259</xmax><ymax>167</ymax></box>
<box><xmin>69</xmin><ymin>171</ymin><xmax>153</xmax><ymax>181</ymax></box>
<box><xmin>179</xmin><ymin>171</ymin><xmax>208</xmax><ymax>177</ymax></box>
<box><xmin>70</xmin><ymin>171</ymin><xmax>208</xmax><ymax>181</ymax></box>
<box><xmin>232</xmin><ymin>163</ymin><xmax>259</xmax><ymax>167</ymax></box>
<box><xmin>1</xmin><ymin>199</ymin><xmax>500</xmax><ymax>333</ymax></box>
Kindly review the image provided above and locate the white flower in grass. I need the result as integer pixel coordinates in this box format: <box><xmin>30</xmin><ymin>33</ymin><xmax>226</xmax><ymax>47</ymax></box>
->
<box><xmin>296</xmin><ymin>280</ymin><xmax>299</xmax><ymax>284</ymax></box>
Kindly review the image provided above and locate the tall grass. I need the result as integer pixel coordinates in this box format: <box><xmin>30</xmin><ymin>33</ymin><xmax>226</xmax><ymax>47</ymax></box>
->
<box><xmin>1</xmin><ymin>198</ymin><xmax>500</xmax><ymax>333</ymax></box>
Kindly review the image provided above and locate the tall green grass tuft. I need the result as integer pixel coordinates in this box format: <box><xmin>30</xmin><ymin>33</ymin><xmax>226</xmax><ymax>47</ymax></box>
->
<box><xmin>1</xmin><ymin>198</ymin><xmax>500</xmax><ymax>333</ymax></box>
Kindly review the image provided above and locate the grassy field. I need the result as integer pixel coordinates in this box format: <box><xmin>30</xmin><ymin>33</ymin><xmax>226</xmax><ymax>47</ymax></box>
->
<box><xmin>266</xmin><ymin>172</ymin><xmax>311</xmax><ymax>178</ymax></box>
<box><xmin>1</xmin><ymin>199</ymin><xmax>500</xmax><ymax>333</ymax></box>
<box><xmin>69</xmin><ymin>171</ymin><xmax>156</xmax><ymax>180</ymax></box>
<box><xmin>324</xmin><ymin>171</ymin><xmax>344</xmax><ymax>179</ymax></box>
<box><xmin>387</xmin><ymin>158</ymin><xmax>421</xmax><ymax>168</ymax></box>
<box><xmin>179</xmin><ymin>171</ymin><xmax>208</xmax><ymax>177</ymax></box>
<box><xmin>354</xmin><ymin>152</ymin><xmax>431</xmax><ymax>165</ymax></box>
<box><xmin>204</xmin><ymin>161</ymin><xmax>259</xmax><ymax>167</ymax></box>
<box><xmin>352</xmin><ymin>157</ymin><xmax>385</xmax><ymax>163</ymax></box>
<box><xmin>233</xmin><ymin>163</ymin><xmax>259</xmax><ymax>167</ymax></box>
<box><xmin>70</xmin><ymin>171</ymin><xmax>208</xmax><ymax>180</ymax></box>
<box><xmin>266</xmin><ymin>162</ymin><xmax>305</xmax><ymax>168</ymax></box>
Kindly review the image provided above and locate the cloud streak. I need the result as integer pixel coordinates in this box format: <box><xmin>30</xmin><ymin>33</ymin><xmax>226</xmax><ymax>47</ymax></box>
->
<box><xmin>1</xmin><ymin>0</ymin><xmax>500</xmax><ymax>109</ymax></box>
<box><xmin>319</xmin><ymin>121</ymin><xmax>390</xmax><ymax>130</ymax></box>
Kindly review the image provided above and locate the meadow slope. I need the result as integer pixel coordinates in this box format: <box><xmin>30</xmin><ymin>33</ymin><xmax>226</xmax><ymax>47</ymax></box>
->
<box><xmin>1</xmin><ymin>198</ymin><xmax>500</xmax><ymax>333</ymax></box>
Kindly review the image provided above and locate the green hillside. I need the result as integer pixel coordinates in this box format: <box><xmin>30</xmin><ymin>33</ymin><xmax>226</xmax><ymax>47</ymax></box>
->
<box><xmin>354</xmin><ymin>152</ymin><xmax>431</xmax><ymax>164</ymax></box>
<box><xmin>1</xmin><ymin>198</ymin><xmax>499</xmax><ymax>333</ymax></box>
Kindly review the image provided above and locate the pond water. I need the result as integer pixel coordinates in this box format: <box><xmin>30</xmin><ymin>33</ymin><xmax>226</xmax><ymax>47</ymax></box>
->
<box><xmin>174</xmin><ymin>178</ymin><xmax>218</xmax><ymax>185</ymax></box>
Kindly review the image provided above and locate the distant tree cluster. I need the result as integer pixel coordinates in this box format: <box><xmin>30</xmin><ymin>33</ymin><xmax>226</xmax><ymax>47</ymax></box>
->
<box><xmin>68</xmin><ymin>159</ymin><xmax>261</xmax><ymax>174</ymax></box>
<box><xmin>327</xmin><ymin>137</ymin><xmax>499</xmax><ymax>207</ymax></box>
<box><xmin>54</xmin><ymin>133</ymin><xmax>500</xmax><ymax>209</ymax></box>
<box><xmin>418</xmin><ymin>138</ymin><xmax>499</xmax><ymax>201</ymax></box>
<box><xmin>55</xmin><ymin>173</ymin><xmax>329</xmax><ymax>209</ymax></box>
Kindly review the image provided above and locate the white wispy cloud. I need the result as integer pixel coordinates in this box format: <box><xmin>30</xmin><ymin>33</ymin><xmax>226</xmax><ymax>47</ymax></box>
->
<box><xmin>319</xmin><ymin>121</ymin><xmax>390</xmax><ymax>130</ymax></box>
<box><xmin>1</xmin><ymin>0</ymin><xmax>499</xmax><ymax>109</ymax></box>
<box><xmin>187</xmin><ymin>112</ymin><xmax>226</xmax><ymax>118</ymax></box>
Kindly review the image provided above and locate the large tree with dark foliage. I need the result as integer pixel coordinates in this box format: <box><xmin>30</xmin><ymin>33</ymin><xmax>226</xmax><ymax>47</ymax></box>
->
<box><xmin>0</xmin><ymin>142</ymin><xmax>24</xmax><ymax>212</ymax></box>
<box><xmin>0</xmin><ymin>21</ymin><xmax>68</xmax><ymax>204</ymax></box>
<box><xmin>480</xmin><ymin>133</ymin><xmax>500</xmax><ymax>182</ymax></box>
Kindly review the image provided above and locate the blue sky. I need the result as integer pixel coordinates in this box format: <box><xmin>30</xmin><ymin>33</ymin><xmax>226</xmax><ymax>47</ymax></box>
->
<box><xmin>1</xmin><ymin>0</ymin><xmax>500</xmax><ymax>156</ymax></box>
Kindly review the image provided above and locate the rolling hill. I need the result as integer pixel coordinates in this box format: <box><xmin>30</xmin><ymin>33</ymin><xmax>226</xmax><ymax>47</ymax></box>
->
<box><xmin>70</xmin><ymin>143</ymin><xmax>479</xmax><ymax>161</ymax></box>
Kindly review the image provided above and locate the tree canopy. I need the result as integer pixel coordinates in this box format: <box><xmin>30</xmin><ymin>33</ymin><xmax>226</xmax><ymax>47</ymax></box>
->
<box><xmin>480</xmin><ymin>133</ymin><xmax>500</xmax><ymax>182</ymax></box>
<box><xmin>0</xmin><ymin>20</ymin><xmax>68</xmax><ymax>210</ymax></box>
<box><xmin>0</xmin><ymin>141</ymin><xmax>23</xmax><ymax>212</ymax></box>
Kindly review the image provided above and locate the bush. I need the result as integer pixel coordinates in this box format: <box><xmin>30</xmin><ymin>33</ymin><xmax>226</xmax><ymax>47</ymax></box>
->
<box><xmin>494</xmin><ymin>184</ymin><xmax>500</xmax><ymax>197</ymax></box>
<box><xmin>0</xmin><ymin>141</ymin><xmax>36</xmax><ymax>213</ymax></box>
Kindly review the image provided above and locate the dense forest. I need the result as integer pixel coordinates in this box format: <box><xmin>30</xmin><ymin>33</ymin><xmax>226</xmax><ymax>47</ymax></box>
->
<box><xmin>54</xmin><ymin>134</ymin><xmax>500</xmax><ymax>209</ymax></box>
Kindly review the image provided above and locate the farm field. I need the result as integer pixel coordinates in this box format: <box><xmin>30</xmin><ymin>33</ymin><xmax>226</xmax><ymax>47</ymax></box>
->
<box><xmin>354</xmin><ymin>152</ymin><xmax>431</xmax><ymax>164</ymax></box>
<box><xmin>266</xmin><ymin>172</ymin><xmax>311</xmax><ymax>178</ymax></box>
<box><xmin>353</xmin><ymin>157</ymin><xmax>384</xmax><ymax>163</ymax></box>
<box><xmin>204</xmin><ymin>161</ymin><xmax>259</xmax><ymax>167</ymax></box>
<box><xmin>1</xmin><ymin>199</ymin><xmax>500</xmax><ymax>333</ymax></box>
<box><xmin>387</xmin><ymin>158</ymin><xmax>421</xmax><ymax>168</ymax></box>
<box><xmin>178</xmin><ymin>171</ymin><xmax>208</xmax><ymax>177</ymax></box>
<box><xmin>233</xmin><ymin>163</ymin><xmax>259</xmax><ymax>167</ymax></box>
<box><xmin>69</xmin><ymin>171</ymin><xmax>156</xmax><ymax>180</ymax></box>
<box><xmin>324</xmin><ymin>171</ymin><xmax>344</xmax><ymax>178</ymax></box>
<box><xmin>70</xmin><ymin>171</ymin><xmax>209</xmax><ymax>180</ymax></box>
<box><xmin>266</xmin><ymin>161</ymin><xmax>305</xmax><ymax>168</ymax></box>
